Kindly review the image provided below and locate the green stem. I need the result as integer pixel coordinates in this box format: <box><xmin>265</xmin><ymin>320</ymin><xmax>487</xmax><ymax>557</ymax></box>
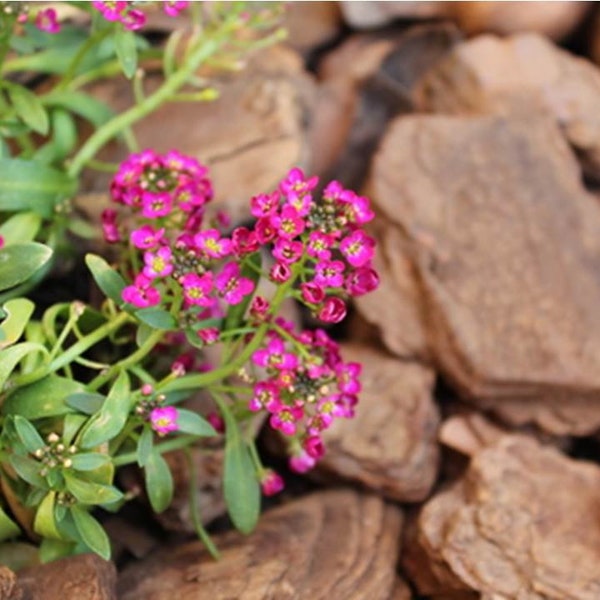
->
<box><xmin>13</xmin><ymin>311</ymin><xmax>131</xmax><ymax>387</ymax></box>
<box><xmin>67</xmin><ymin>32</ymin><xmax>229</xmax><ymax>178</ymax></box>
<box><xmin>185</xmin><ymin>447</ymin><xmax>220</xmax><ymax>559</ymax></box>
<box><xmin>112</xmin><ymin>434</ymin><xmax>198</xmax><ymax>467</ymax></box>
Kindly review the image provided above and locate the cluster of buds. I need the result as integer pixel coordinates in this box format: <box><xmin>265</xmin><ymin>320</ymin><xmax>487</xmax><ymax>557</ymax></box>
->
<box><xmin>33</xmin><ymin>433</ymin><xmax>76</xmax><ymax>477</ymax></box>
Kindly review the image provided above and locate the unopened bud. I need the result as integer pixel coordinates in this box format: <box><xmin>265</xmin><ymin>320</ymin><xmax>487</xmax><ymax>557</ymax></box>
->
<box><xmin>47</xmin><ymin>432</ymin><xmax>59</xmax><ymax>444</ymax></box>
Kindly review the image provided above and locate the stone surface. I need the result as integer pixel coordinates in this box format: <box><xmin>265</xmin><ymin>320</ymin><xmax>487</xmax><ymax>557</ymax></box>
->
<box><xmin>340</xmin><ymin>1</ymin><xmax>448</xmax><ymax>29</ymax></box>
<box><xmin>403</xmin><ymin>435</ymin><xmax>600</xmax><ymax>598</ymax></box>
<box><xmin>0</xmin><ymin>566</ymin><xmax>20</xmax><ymax>600</ymax></box>
<box><xmin>118</xmin><ymin>489</ymin><xmax>403</xmax><ymax>600</ymax></box>
<box><xmin>283</xmin><ymin>2</ymin><xmax>342</xmax><ymax>54</ymax></box>
<box><xmin>315</xmin><ymin>344</ymin><xmax>439</xmax><ymax>502</ymax></box>
<box><xmin>369</xmin><ymin>112</ymin><xmax>600</xmax><ymax>434</ymax></box>
<box><xmin>82</xmin><ymin>45</ymin><xmax>316</xmax><ymax>223</ymax></box>
<box><xmin>17</xmin><ymin>554</ymin><xmax>116</xmax><ymax>600</ymax></box>
<box><xmin>448</xmin><ymin>1</ymin><xmax>589</xmax><ymax>41</ymax></box>
<box><xmin>417</xmin><ymin>33</ymin><xmax>600</xmax><ymax>181</ymax></box>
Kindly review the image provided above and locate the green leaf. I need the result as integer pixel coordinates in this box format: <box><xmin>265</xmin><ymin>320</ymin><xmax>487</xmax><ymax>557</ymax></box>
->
<box><xmin>64</xmin><ymin>392</ymin><xmax>105</xmax><ymax>415</ymax></box>
<box><xmin>0</xmin><ymin>243</ymin><xmax>52</xmax><ymax>292</ymax></box>
<box><xmin>224</xmin><ymin>251</ymin><xmax>261</xmax><ymax>331</ymax></box>
<box><xmin>85</xmin><ymin>254</ymin><xmax>126</xmax><ymax>306</ymax></box>
<box><xmin>64</xmin><ymin>472</ymin><xmax>122</xmax><ymax>505</ymax></box>
<box><xmin>134</xmin><ymin>307</ymin><xmax>176</xmax><ymax>331</ymax></box>
<box><xmin>0</xmin><ymin>343</ymin><xmax>47</xmax><ymax>391</ymax></box>
<box><xmin>62</xmin><ymin>413</ymin><xmax>87</xmax><ymax>446</ymax></box>
<box><xmin>0</xmin><ymin>298</ymin><xmax>35</xmax><ymax>349</ymax></box>
<box><xmin>43</xmin><ymin>91</ymin><xmax>114</xmax><ymax>127</ymax></box>
<box><xmin>8</xmin><ymin>454</ymin><xmax>47</xmax><ymax>488</ymax></box>
<box><xmin>79</xmin><ymin>371</ymin><xmax>131</xmax><ymax>448</ymax></box>
<box><xmin>135</xmin><ymin>322</ymin><xmax>153</xmax><ymax>348</ymax></box>
<box><xmin>144</xmin><ymin>450</ymin><xmax>173</xmax><ymax>513</ymax></box>
<box><xmin>0</xmin><ymin>212</ymin><xmax>42</xmax><ymax>245</ymax></box>
<box><xmin>33</xmin><ymin>491</ymin><xmax>62</xmax><ymax>540</ymax></box>
<box><xmin>114</xmin><ymin>27</ymin><xmax>137</xmax><ymax>78</ymax></box>
<box><xmin>0</xmin><ymin>504</ymin><xmax>20</xmax><ymax>541</ymax></box>
<box><xmin>70</xmin><ymin>506</ymin><xmax>111</xmax><ymax>560</ymax></box>
<box><xmin>0</xmin><ymin>159</ymin><xmax>77</xmax><ymax>216</ymax></box>
<box><xmin>39</xmin><ymin>538</ymin><xmax>75</xmax><ymax>564</ymax></box>
<box><xmin>3</xmin><ymin>376</ymin><xmax>82</xmax><ymax>419</ymax></box>
<box><xmin>34</xmin><ymin>109</ymin><xmax>77</xmax><ymax>165</ymax></box>
<box><xmin>176</xmin><ymin>409</ymin><xmax>216</xmax><ymax>437</ymax></box>
<box><xmin>5</xmin><ymin>82</ymin><xmax>49</xmax><ymax>135</ymax></box>
<box><xmin>14</xmin><ymin>416</ymin><xmax>45</xmax><ymax>453</ymax></box>
<box><xmin>220</xmin><ymin>401</ymin><xmax>260</xmax><ymax>534</ymax></box>
<box><xmin>136</xmin><ymin>426</ymin><xmax>153</xmax><ymax>468</ymax></box>
<box><xmin>70</xmin><ymin>453</ymin><xmax>111</xmax><ymax>472</ymax></box>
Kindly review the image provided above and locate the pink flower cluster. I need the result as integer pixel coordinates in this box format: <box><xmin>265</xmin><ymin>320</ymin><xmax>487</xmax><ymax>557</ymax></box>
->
<box><xmin>250</xmin><ymin>319</ymin><xmax>361</xmax><ymax>474</ymax></box>
<box><xmin>92</xmin><ymin>1</ymin><xmax>189</xmax><ymax>31</ymax></box>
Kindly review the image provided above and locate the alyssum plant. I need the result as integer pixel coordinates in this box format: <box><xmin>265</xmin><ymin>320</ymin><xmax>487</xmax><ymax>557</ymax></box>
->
<box><xmin>0</xmin><ymin>1</ymin><xmax>379</xmax><ymax>563</ymax></box>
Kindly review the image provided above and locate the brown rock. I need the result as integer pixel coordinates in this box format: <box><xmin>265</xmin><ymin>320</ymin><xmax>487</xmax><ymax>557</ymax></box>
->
<box><xmin>82</xmin><ymin>45</ymin><xmax>316</xmax><ymax>223</ymax></box>
<box><xmin>316</xmin><ymin>344</ymin><xmax>439</xmax><ymax>502</ymax></box>
<box><xmin>340</xmin><ymin>1</ymin><xmax>448</xmax><ymax>29</ymax></box>
<box><xmin>403</xmin><ymin>435</ymin><xmax>600</xmax><ymax>598</ymax></box>
<box><xmin>18</xmin><ymin>554</ymin><xmax>116</xmax><ymax>600</ymax></box>
<box><xmin>416</xmin><ymin>33</ymin><xmax>600</xmax><ymax>181</ymax></box>
<box><xmin>118</xmin><ymin>489</ymin><xmax>403</xmax><ymax>600</ymax></box>
<box><xmin>0</xmin><ymin>566</ymin><xmax>20</xmax><ymax>600</ymax></box>
<box><xmin>448</xmin><ymin>1</ymin><xmax>589</xmax><ymax>41</ymax></box>
<box><xmin>439</xmin><ymin>413</ymin><xmax>507</xmax><ymax>457</ymax></box>
<box><xmin>283</xmin><ymin>2</ymin><xmax>342</xmax><ymax>54</ymax></box>
<box><xmin>370</xmin><ymin>112</ymin><xmax>600</xmax><ymax>434</ymax></box>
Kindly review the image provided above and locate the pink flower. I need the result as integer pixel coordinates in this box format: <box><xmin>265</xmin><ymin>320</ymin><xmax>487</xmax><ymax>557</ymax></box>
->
<box><xmin>181</xmin><ymin>272</ymin><xmax>214</xmax><ymax>307</ymax></box>
<box><xmin>249</xmin><ymin>381</ymin><xmax>281</xmax><ymax>412</ymax></box>
<box><xmin>122</xmin><ymin>274</ymin><xmax>161</xmax><ymax>308</ymax></box>
<box><xmin>270</xmin><ymin>405</ymin><xmax>303</xmax><ymax>436</ymax></box>
<box><xmin>300</xmin><ymin>282</ymin><xmax>325</xmax><ymax>304</ymax></box>
<box><xmin>0</xmin><ymin>235</ymin><xmax>4</xmax><ymax>249</ymax></box>
<box><xmin>215</xmin><ymin>262</ymin><xmax>254</xmax><ymax>305</ymax></box>
<box><xmin>344</xmin><ymin>266</ymin><xmax>379</xmax><ymax>296</ymax></box>
<box><xmin>231</xmin><ymin>227</ymin><xmax>259</xmax><ymax>257</ymax></box>
<box><xmin>253</xmin><ymin>337</ymin><xmax>298</xmax><ymax>371</ymax></box>
<box><xmin>101</xmin><ymin>208</ymin><xmax>120</xmax><ymax>243</ymax></box>
<box><xmin>141</xmin><ymin>191</ymin><xmax>172</xmax><ymax>218</ymax></box>
<box><xmin>150</xmin><ymin>406</ymin><xmax>179</xmax><ymax>435</ymax></box>
<box><xmin>317</xmin><ymin>297</ymin><xmax>347</xmax><ymax>323</ymax></box>
<box><xmin>260</xmin><ymin>470</ymin><xmax>284</xmax><ymax>496</ymax></box>
<box><xmin>92</xmin><ymin>1</ymin><xmax>127</xmax><ymax>22</ymax></box>
<box><xmin>198</xmin><ymin>327</ymin><xmax>219</xmax><ymax>344</ymax></box>
<box><xmin>35</xmin><ymin>8</ymin><xmax>60</xmax><ymax>33</ymax></box>
<box><xmin>250</xmin><ymin>296</ymin><xmax>270</xmax><ymax>320</ymax></box>
<box><xmin>271</xmin><ymin>205</ymin><xmax>305</xmax><ymax>240</ymax></box>
<box><xmin>303</xmin><ymin>435</ymin><xmax>325</xmax><ymax>459</ymax></box>
<box><xmin>306</xmin><ymin>231</ymin><xmax>334</xmax><ymax>260</ymax></box>
<box><xmin>314</xmin><ymin>260</ymin><xmax>345</xmax><ymax>288</ymax></box>
<box><xmin>130</xmin><ymin>225</ymin><xmax>165</xmax><ymax>249</ymax></box>
<box><xmin>269</xmin><ymin>262</ymin><xmax>292</xmax><ymax>284</ymax></box>
<box><xmin>339</xmin><ymin>230</ymin><xmax>375</xmax><ymax>268</ymax></box>
<box><xmin>255</xmin><ymin>217</ymin><xmax>277</xmax><ymax>243</ymax></box>
<box><xmin>122</xmin><ymin>8</ymin><xmax>145</xmax><ymax>30</ymax></box>
<box><xmin>336</xmin><ymin>362</ymin><xmax>362</xmax><ymax>394</ymax></box>
<box><xmin>206</xmin><ymin>412</ymin><xmax>225</xmax><ymax>434</ymax></box>
<box><xmin>272</xmin><ymin>239</ymin><xmax>303</xmax><ymax>264</ymax></box>
<box><xmin>194</xmin><ymin>229</ymin><xmax>232</xmax><ymax>259</ymax></box>
<box><xmin>289</xmin><ymin>450</ymin><xmax>316</xmax><ymax>473</ymax></box>
<box><xmin>279</xmin><ymin>168</ymin><xmax>318</xmax><ymax>215</ymax></box>
<box><xmin>163</xmin><ymin>0</ymin><xmax>189</xmax><ymax>17</ymax></box>
<box><xmin>250</xmin><ymin>191</ymin><xmax>280</xmax><ymax>217</ymax></box>
<box><xmin>342</xmin><ymin>193</ymin><xmax>375</xmax><ymax>225</ymax></box>
<box><xmin>143</xmin><ymin>246</ymin><xmax>173</xmax><ymax>279</ymax></box>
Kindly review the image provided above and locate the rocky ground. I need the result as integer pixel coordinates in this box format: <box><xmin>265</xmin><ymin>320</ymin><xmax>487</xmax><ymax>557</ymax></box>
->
<box><xmin>5</xmin><ymin>2</ymin><xmax>600</xmax><ymax>598</ymax></box>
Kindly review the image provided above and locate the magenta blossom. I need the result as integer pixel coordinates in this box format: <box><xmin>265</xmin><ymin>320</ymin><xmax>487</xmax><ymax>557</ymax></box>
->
<box><xmin>250</xmin><ymin>191</ymin><xmax>280</xmax><ymax>218</ymax></box>
<box><xmin>270</xmin><ymin>405</ymin><xmax>303</xmax><ymax>436</ymax></box>
<box><xmin>194</xmin><ymin>229</ymin><xmax>232</xmax><ymax>259</ymax></box>
<box><xmin>215</xmin><ymin>262</ymin><xmax>254</xmax><ymax>305</ymax></box>
<box><xmin>198</xmin><ymin>327</ymin><xmax>219</xmax><ymax>345</ymax></box>
<box><xmin>122</xmin><ymin>274</ymin><xmax>161</xmax><ymax>308</ymax></box>
<box><xmin>164</xmin><ymin>1</ymin><xmax>190</xmax><ymax>17</ymax></box>
<box><xmin>289</xmin><ymin>450</ymin><xmax>316</xmax><ymax>473</ymax></box>
<box><xmin>252</xmin><ymin>337</ymin><xmax>298</xmax><ymax>371</ymax></box>
<box><xmin>317</xmin><ymin>297</ymin><xmax>347</xmax><ymax>323</ymax></box>
<box><xmin>314</xmin><ymin>260</ymin><xmax>345</xmax><ymax>288</ymax></box>
<box><xmin>336</xmin><ymin>362</ymin><xmax>362</xmax><ymax>394</ymax></box>
<box><xmin>306</xmin><ymin>231</ymin><xmax>334</xmax><ymax>260</ymax></box>
<box><xmin>181</xmin><ymin>272</ymin><xmax>214</xmax><ymax>307</ymax></box>
<box><xmin>35</xmin><ymin>8</ymin><xmax>60</xmax><ymax>33</ymax></box>
<box><xmin>271</xmin><ymin>205</ymin><xmax>305</xmax><ymax>240</ymax></box>
<box><xmin>249</xmin><ymin>381</ymin><xmax>281</xmax><ymax>412</ymax></box>
<box><xmin>300</xmin><ymin>282</ymin><xmax>325</xmax><ymax>304</ymax></box>
<box><xmin>260</xmin><ymin>470</ymin><xmax>284</xmax><ymax>497</ymax></box>
<box><xmin>150</xmin><ymin>406</ymin><xmax>179</xmax><ymax>435</ymax></box>
<box><xmin>339</xmin><ymin>230</ymin><xmax>375</xmax><ymax>268</ymax></box>
<box><xmin>345</xmin><ymin>266</ymin><xmax>379</xmax><ymax>296</ymax></box>
<box><xmin>143</xmin><ymin>246</ymin><xmax>173</xmax><ymax>279</ymax></box>
<box><xmin>130</xmin><ymin>225</ymin><xmax>165</xmax><ymax>249</ymax></box>
<box><xmin>269</xmin><ymin>262</ymin><xmax>292</xmax><ymax>284</ymax></box>
<box><xmin>272</xmin><ymin>239</ymin><xmax>303</xmax><ymax>264</ymax></box>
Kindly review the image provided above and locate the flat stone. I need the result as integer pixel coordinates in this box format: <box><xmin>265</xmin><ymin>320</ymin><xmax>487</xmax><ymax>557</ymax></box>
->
<box><xmin>369</xmin><ymin>112</ymin><xmax>600</xmax><ymax>434</ymax></box>
<box><xmin>340</xmin><ymin>1</ymin><xmax>448</xmax><ymax>29</ymax></box>
<box><xmin>403</xmin><ymin>435</ymin><xmax>600</xmax><ymax>598</ymax></box>
<box><xmin>283</xmin><ymin>2</ymin><xmax>342</xmax><ymax>54</ymax></box>
<box><xmin>17</xmin><ymin>554</ymin><xmax>116</xmax><ymax>600</ymax></box>
<box><xmin>0</xmin><ymin>565</ymin><xmax>20</xmax><ymax>600</ymax></box>
<box><xmin>118</xmin><ymin>489</ymin><xmax>403</xmax><ymax>600</ymax></box>
<box><xmin>315</xmin><ymin>344</ymin><xmax>439</xmax><ymax>502</ymax></box>
<box><xmin>416</xmin><ymin>33</ymin><xmax>600</xmax><ymax>181</ymax></box>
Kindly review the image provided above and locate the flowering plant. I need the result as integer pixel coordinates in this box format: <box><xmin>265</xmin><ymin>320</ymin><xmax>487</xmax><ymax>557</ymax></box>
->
<box><xmin>0</xmin><ymin>1</ymin><xmax>379</xmax><ymax>564</ymax></box>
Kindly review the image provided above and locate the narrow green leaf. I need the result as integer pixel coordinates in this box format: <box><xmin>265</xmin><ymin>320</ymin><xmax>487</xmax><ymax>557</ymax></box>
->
<box><xmin>134</xmin><ymin>307</ymin><xmax>176</xmax><ymax>331</ymax></box>
<box><xmin>0</xmin><ymin>298</ymin><xmax>35</xmax><ymax>349</ymax></box>
<box><xmin>3</xmin><ymin>376</ymin><xmax>82</xmax><ymax>419</ymax></box>
<box><xmin>64</xmin><ymin>472</ymin><xmax>122</xmax><ymax>505</ymax></box>
<box><xmin>0</xmin><ymin>212</ymin><xmax>42</xmax><ymax>245</ymax></box>
<box><xmin>0</xmin><ymin>342</ymin><xmax>48</xmax><ymax>392</ymax></box>
<box><xmin>70</xmin><ymin>506</ymin><xmax>111</xmax><ymax>560</ymax></box>
<box><xmin>79</xmin><ymin>371</ymin><xmax>130</xmax><ymax>448</ymax></box>
<box><xmin>136</xmin><ymin>426</ymin><xmax>153</xmax><ymax>468</ymax></box>
<box><xmin>219</xmin><ymin>401</ymin><xmax>260</xmax><ymax>534</ymax></box>
<box><xmin>14</xmin><ymin>416</ymin><xmax>45</xmax><ymax>453</ymax></box>
<box><xmin>114</xmin><ymin>27</ymin><xmax>137</xmax><ymax>78</ymax></box>
<box><xmin>64</xmin><ymin>392</ymin><xmax>105</xmax><ymax>415</ymax></box>
<box><xmin>33</xmin><ymin>491</ymin><xmax>62</xmax><ymax>540</ymax></box>
<box><xmin>144</xmin><ymin>450</ymin><xmax>173</xmax><ymax>513</ymax></box>
<box><xmin>0</xmin><ymin>159</ymin><xmax>77</xmax><ymax>216</ymax></box>
<box><xmin>176</xmin><ymin>409</ymin><xmax>216</xmax><ymax>437</ymax></box>
<box><xmin>0</xmin><ymin>243</ymin><xmax>52</xmax><ymax>292</ymax></box>
<box><xmin>62</xmin><ymin>414</ymin><xmax>87</xmax><ymax>446</ymax></box>
<box><xmin>135</xmin><ymin>322</ymin><xmax>153</xmax><ymax>348</ymax></box>
<box><xmin>6</xmin><ymin>83</ymin><xmax>49</xmax><ymax>135</ymax></box>
<box><xmin>70</xmin><ymin>453</ymin><xmax>111</xmax><ymax>472</ymax></box>
<box><xmin>8</xmin><ymin>454</ymin><xmax>46</xmax><ymax>488</ymax></box>
<box><xmin>43</xmin><ymin>91</ymin><xmax>114</xmax><ymax>127</ymax></box>
<box><xmin>84</xmin><ymin>254</ymin><xmax>126</xmax><ymax>305</ymax></box>
<box><xmin>0</xmin><ymin>504</ymin><xmax>20</xmax><ymax>541</ymax></box>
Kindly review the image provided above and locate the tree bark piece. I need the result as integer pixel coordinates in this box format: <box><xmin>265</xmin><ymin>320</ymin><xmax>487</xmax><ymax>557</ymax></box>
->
<box><xmin>118</xmin><ymin>489</ymin><xmax>404</xmax><ymax>600</ymax></box>
<box><xmin>403</xmin><ymin>435</ymin><xmax>600</xmax><ymax>599</ymax></box>
<box><xmin>369</xmin><ymin>112</ymin><xmax>600</xmax><ymax>435</ymax></box>
<box><xmin>315</xmin><ymin>344</ymin><xmax>439</xmax><ymax>502</ymax></box>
